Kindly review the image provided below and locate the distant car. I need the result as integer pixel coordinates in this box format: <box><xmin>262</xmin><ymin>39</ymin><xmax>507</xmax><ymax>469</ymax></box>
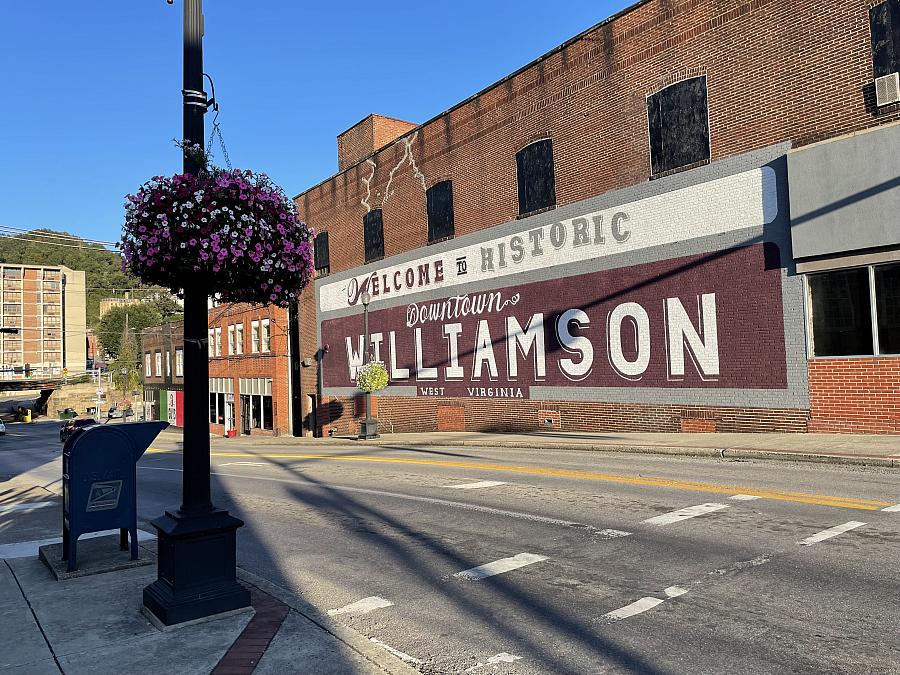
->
<box><xmin>59</xmin><ymin>417</ymin><xmax>96</xmax><ymax>443</ymax></box>
<box><xmin>107</xmin><ymin>407</ymin><xmax>124</xmax><ymax>420</ymax></box>
<box><xmin>0</xmin><ymin>420</ymin><xmax>6</xmax><ymax>435</ymax></box>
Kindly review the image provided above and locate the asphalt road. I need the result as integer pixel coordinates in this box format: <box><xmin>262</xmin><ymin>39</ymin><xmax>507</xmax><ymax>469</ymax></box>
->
<box><xmin>3</xmin><ymin>421</ymin><xmax>900</xmax><ymax>675</ymax></box>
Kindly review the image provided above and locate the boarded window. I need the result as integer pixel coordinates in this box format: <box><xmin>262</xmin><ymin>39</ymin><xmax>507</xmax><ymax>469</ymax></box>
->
<box><xmin>426</xmin><ymin>181</ymin><xmax>454</xmax><ymax>243</ymax></box>
<box><xmin>516</xmin><ymin>139</ymin><xmax>556</xmax><ymax>215</ymax></box>
<box><xmin>363</xmin><ymin>209</ymin><xmax>384</xmax><ymax>263</ymax></box>
<box><xmin>314</xmin><ymin>231</ymin><xmax>330</xmax><ymax>273</ymax></box>
<box><xmin>648</xmin><ymin>77</ymin><xmax>710</xmax><ymax>175</ymax></box>
<box><xmin>870</xmin><ymin>0</ymin><xmax>900</xmax><ymax>78</ymax></box>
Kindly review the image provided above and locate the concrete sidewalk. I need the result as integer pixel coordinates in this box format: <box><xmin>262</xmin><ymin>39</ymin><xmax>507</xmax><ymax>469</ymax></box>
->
<box><xmin>0</xmin><ymin>483</ymin><xmax>418</xmax><ymax>675</ymax></box>
<box><xmin>154</xmin><ymin>428</ymin><xmax>900</xmax><ymax>469</ymax></box>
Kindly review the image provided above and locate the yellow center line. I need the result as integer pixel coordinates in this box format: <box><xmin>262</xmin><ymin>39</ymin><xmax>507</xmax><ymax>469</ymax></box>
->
<box><xmin>145</xmin><ymin>448</ymin><xmax>892</xmax><ymax>510</ymax></box>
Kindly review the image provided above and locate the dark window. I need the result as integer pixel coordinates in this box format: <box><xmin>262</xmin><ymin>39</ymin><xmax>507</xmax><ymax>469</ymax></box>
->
<box><xmin>209</xmin><ymin>393</ymin><xmax>216</xmax><ymax>424</ymax></box>
<box><xmin>516</xmin><ymin>139</ymin><xmax>556</xmax><ymax>215</ymax></box>
<box><xmin>217</xmin><ymin>393</ymin><xmax>225</xmax><ymax>425</ymax></box>
<box><xmin>808</xmin><ymin>269</ymin><xmax>874</xmax><ymax>356</ymax></box>
<box><xmin>426</xmin><ymin>181</ymin><xmax>454</xmax><ymax>243</ymax></box>
<box><xmin>875</xmin><ymin>263</ymin><xmax>900</xmax><ymax>354</ymax></box>
<box><xmin>251</xmin><ymin>397</ymin><xmax>262</xmax><ymax>429</ymax></box>
<box><xmin>262</xmin><ymin>395</ymin><xmax>273</xmax><ymax>430</ymax></box>
<box><xmin>314</xmin><ymin>231</ymin><xmax>330</xmax><ymax>273</ymax></box>
<box><xmin>870</xmin><ymin>0</ymin><xmax>900</xmax><ymax>78</ymax></box>
<box><xmin>363</xmin><ymin>209</ymin><xmax>384</xmax><ymax>263</ymax></box>
<box><xmin>648</xmin><ymin>77</ymin><xmax>711</xmax><ymax>175</ymax></box>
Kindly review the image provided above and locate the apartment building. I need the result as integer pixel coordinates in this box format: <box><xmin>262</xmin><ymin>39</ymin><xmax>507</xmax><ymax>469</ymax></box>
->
<box><xmin>0</xmin><ymin>264</ymin><xmax>86</xmax><ymax>378</ymax></box>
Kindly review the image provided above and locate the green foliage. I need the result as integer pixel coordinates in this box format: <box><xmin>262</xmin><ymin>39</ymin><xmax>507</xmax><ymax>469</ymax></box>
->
<box><xmin>98</xmin><ymin>303</ymin><xmax>162</xmax><ymax>360</ymax></box>
<box><xmin>149</xmin><ymin>294</ymin><xmax>184</xmax><ymax>321</ymax></box>
<box><xmin>112</xmin><ymin>321</ymin><xmax>142</xmax><ymax>400</ymax></box>
<box><xmin>356</xmin><ymin>361</ymin><xmax>389</xmax><ymax>393</ymax></box>
<box><xmin>0</xmin><ymin>229</ymin><xmax>146</xmax><ymax>328</ymax></box>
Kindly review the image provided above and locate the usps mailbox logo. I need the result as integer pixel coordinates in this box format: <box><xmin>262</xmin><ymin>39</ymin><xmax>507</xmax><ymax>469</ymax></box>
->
<box><xmin>86</xmin><ymin>480</ymin><xmax>123</xmax><ymax>512</ymax></box>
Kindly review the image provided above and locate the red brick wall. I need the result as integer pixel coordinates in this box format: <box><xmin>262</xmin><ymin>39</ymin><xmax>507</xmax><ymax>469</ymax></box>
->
<box><xmin>319</xmin><ymin>396</ymin><xmax>808</xmax><ymax>435</ymax></box>
<box><xmin>337</xmin><ymin>115</ymin><xmax>418</xmax><ymax>172</ymax></box>
<box><xmin>296</xmin><ymin>0</ymin><xmax>900</xmax><ymax>435</ymax></box>
<box><xmin>809</xmin><ymin>358</ymin><xmax>900</xmax><ymax>434</ymax></box>
<box><xmin>207</xmin><ymin>304</ymin><xmax>292</xmax><ymax>436</ymax></box>
<box><xmin>297</xmin><ymin>0</ymin><xmax>900</xmax><ymax>279</ymax></box>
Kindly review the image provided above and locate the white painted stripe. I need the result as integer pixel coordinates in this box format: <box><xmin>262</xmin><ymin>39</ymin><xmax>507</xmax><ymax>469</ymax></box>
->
<box><xmin>799</xmin><ymin>521</ymin><xmax>867</xmax><ymax>546</ymax></box>
<box><xmin>0</xmin><ymin>529</ymin><xmax>156</xmax><ymax>559</ymax></box>
<box><xmin>601</xmin><ymin>586</ymin><xmax>690</xmax><ymax>624</ymax></box>
<box><xmin>643</xmin><ymin>503</ymin><xmax>729</xmax><ymax>526</ymax></box>
<box><xmin>882</xmin><ymin>504</ymin><xmax>900</xmax><ymax>513</ymax></box>
<box><xmin>444</xmin><ymin>481</ymin><xmax>507</xmax><ymax>489</ymax></box>
<box><xmin>0</xmin><ymin>501</ymin><xmax>54</xmax><ymax>514</ymax></box>
<box><xmin>466</xmin><ymin>653</ymin><xmax>523</xmax><ymax>672</ymax></box>
<box><xmin>728</xmin><ymin>494</ymin><xmax>761</xmax><ymax>501</ymax></box>
<box><xmin>602</xmin><ymin>596</ymin><xmax>665</xmax><ymax>622</ymax></box>
<box><xmin>455</xmin><ymin>553</ymin><xmax>548</xmax><ymax>581</ymax></box>
<box><xmin>328</xmin><ymin>596</ymin><xmax>393</xmax><ymax>616</ymax></box>
<box><xmin>664</xmin><ymin>585</ymin><xmax>688</xmax><ymax>598</ymax></box>
<box><xmin>140</xmin><ymin>466</ymin><xmax>604</xmax><ymax>532</ymax></box>
<box><xmin>219</xmin><ymin>461</ymin><xmax>269</xmax><ymax>467</ymax></box>
<box><xmin>595</xmin><ymin>529</ymin><xmax>631</xmax><ymax>540</ymax></box>
<box><xmin>369</xmin><ymin>637</ymin><xmax>422</xmax><ymax>664</ymax></box>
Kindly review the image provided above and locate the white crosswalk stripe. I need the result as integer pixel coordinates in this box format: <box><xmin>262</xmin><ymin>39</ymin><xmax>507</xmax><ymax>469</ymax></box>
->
<box><xmin>455</xmin><ymin>553</ymin><xmax>548</xmax><ymax>580</ymax></box>
<box><xmin>799</xmin><ymin>521</ymin><xmax>867</xmax><ymax>546</ymax></box>
<box><xmin>444</xmin><ymin>481</ymin><xmax>507</xmax><ymax>489</ymax></box>
<box><xmin>643</xmin><ymin>503</ymin><xmax>729</xmax><ymax>526</ymax></box>
<box><xmin>327</xmin><ymin>596</ymin><xmax>393</xmax><ymax>616</ymax></box>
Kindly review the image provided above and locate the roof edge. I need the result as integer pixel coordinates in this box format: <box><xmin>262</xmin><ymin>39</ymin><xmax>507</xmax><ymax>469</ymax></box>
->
<box><xmin>294</xmin><ymin>0</ymin><xmax>654</xmax><ymax>202</ymax></box>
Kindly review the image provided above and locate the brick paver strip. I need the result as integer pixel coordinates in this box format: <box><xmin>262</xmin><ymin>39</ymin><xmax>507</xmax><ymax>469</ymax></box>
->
<box><xmin>210</xmin><ymin>583</ymin><xmax>290</xmax><ymax>675</ymax></box>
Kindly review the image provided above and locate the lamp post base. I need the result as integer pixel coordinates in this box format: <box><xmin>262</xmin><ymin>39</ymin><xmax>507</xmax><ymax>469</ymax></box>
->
<box><xmin>142</xmin><ymin>508</ymin><xmax>250</xmax><ymax>627</ymax></box>
<box><xmin>358</xmin><ymin>418</ymin><xmax>379</xmax><ymax>440</ymax></box>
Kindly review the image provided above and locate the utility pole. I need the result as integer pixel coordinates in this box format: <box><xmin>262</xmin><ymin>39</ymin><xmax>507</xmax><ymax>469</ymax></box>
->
<box><xmin>143</xmin><ymin>0</ymin><xmax>250</xmax><ymax>627</ymax></box>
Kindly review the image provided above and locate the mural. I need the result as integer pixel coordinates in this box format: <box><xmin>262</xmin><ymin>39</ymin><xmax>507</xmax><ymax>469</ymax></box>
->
<box><xmin>317</xmin><ymin>165</ymin><xmax>791</xmax><ymax>401</ymax></box>
<box><xmin>321</xmin><ymin>244</ymin><xmax>787</xmax><ymax>398</ymax></box>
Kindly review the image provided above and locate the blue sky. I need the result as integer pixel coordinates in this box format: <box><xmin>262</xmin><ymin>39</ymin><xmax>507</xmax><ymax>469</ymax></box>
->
<box><xmin>0</xmin><ymin>1</ymin><xmax>630</xmax><ymax>244</ymax></box>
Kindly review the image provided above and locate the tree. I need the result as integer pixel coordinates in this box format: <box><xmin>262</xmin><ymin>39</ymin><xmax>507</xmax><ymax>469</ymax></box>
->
<box><xmin>149</xmin><ymin>294</ymin><xmax>184</xmax><ymax>322</ymax></box>
<box><xmin>112</xmin><ymin>318</ymin><xmax>141</xmax><ymax>406</ymax></box>
<box><xmin>98</xmin><ymin>303</ymin><xmax>162</xmax><ymax>359</ymax></box>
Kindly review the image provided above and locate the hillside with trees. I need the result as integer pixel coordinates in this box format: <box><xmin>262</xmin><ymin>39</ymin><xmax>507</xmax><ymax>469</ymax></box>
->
<box><xmin>0</xmin><ymin>228</ymin><xmax>175</xmax><ymax>328</ymax></box>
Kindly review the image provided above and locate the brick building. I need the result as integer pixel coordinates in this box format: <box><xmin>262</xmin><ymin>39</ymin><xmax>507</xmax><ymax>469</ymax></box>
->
<box><xmin>0</xmin><ymin>264</ymin><xmax>86</xmax><ymax>378</ymax></box>
<box><xmin>142</xmin><ymin>303</ymin><xmax>307</xmax><ymax>437</ymax></box>
<box><xmin>294</xmin><ymin>0</ymin><xmax>900</xmax><ymax>435</ymax></box>
<box><xmin>141</xmin><ymin>321</ymin><xmax>184</xmax><ymax>425</ymax></box>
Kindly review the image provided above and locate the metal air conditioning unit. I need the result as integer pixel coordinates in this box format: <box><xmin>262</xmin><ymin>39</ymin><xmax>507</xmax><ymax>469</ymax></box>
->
<box><xmin>875</xmin><ymin>72</ymin><xmax>900</xmax><ymax>107</ymax></box>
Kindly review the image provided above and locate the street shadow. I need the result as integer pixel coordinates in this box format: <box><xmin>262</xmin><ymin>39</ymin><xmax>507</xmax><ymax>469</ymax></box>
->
<box><xmin>207</xmin><ymin>451</ymin><xmax>675</xmax><ymax>675</ymax></box>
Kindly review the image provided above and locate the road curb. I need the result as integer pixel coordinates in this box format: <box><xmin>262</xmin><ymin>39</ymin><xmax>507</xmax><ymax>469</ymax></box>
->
<box><xmin>235</xmin><ymin>567</ymin><xmax>421</xmax><ymax>675</ymax></box>
<box><xmin>346</xmin><ymin>438</ymin><xmax>899</xmax><ymax>469</ymax></box>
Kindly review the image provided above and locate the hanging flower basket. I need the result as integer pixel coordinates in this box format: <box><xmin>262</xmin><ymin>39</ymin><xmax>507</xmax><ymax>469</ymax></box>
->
<box><xmin>356</xmin><ymin>361</ymin><xmax>389</xmax><ymax>393</ymax></box>
<box><xmin>120</xmin><ymin>147</ymin><xmax>314</xmax><ymax>306</ymax></box>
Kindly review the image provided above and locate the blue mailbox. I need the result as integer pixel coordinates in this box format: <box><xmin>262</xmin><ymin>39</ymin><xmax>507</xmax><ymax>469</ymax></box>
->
<box><xmin>62</xmin><ymin>421</ymin><xmax>168</xmax><ymax>572</ymax></box>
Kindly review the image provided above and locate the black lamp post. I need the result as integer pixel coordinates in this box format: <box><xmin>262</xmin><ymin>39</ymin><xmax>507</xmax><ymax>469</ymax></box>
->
<box><xmin>358</xmin><ymin>291</ymin><xmax>378</xmax><ymax>439</ymax></box>
<box><xmin>142</xmin><ymin>0</ymin><xmax>250</xmax><ymax>627</ymax></box>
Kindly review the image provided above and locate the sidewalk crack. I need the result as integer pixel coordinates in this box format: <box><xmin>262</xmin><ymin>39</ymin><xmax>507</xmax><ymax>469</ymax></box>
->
<box><xmin>4</xmin><ymin>559</ymin><xmax>64</xmax><ymax>673</ymax></box>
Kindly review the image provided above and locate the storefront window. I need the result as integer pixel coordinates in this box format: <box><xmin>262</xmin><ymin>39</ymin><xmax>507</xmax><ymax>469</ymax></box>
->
<box><xmin>209</xmin><ymin>393</ymin><xmax>216</xmax><ymax>424</ymax></box>
<box><xmin>875</xmin><ymin>263</ymin><xmax>900</xmax><ymax>354</ymax></box>
<box><xmin>251</xmin><ymin>398</ymin><xmax>262</xmax><ymax>428</ymax></box>
<box><xmin>262</xmin><ymin>396</ymin><xmax>273</xmax><ymax>430</ymax></box>
<box><xmin>808</xmin><ymin>268</ymin><xmax>873</xmax><ymax>356</ymax></box>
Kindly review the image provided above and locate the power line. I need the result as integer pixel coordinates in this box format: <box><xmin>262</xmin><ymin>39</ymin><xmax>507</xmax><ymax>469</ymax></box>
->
<box><xmin>0</xmin><ymin>225</ymin><xmax>118</xmax><ymax>247</ymax></box>
<box><xmin>0</xmin><ymin>232</ymin><xmax>118</xmax><ymax>251</ymax></box>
